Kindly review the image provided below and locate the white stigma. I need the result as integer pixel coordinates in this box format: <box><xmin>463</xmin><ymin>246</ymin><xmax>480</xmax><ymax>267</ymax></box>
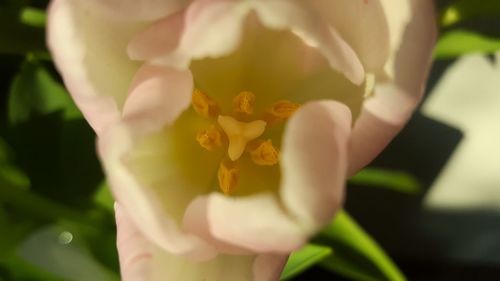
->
<box><xmin>217</xmin><ymin>115</ymin><xmax>267</xmax><ymax>161</ymax></box>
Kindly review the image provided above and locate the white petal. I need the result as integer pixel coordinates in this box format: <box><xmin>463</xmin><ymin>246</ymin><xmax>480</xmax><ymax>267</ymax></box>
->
<box><xmin>253</xmin><ymin>0</ymin><xmax>365</xmax><ymax>84</ymax></box>
<box><xmin>127</xmin><ymin>11</ymin><xmax>185</xmax><ymax>61</ymax></box>
<box><xmin>122</xmin><ymin>64</ymin><xmax>193</xmax><ymax>134</ymax></box>
<box><xmin>152</xmin><ymin>0</ymin><xmax>364</xmax><ymax>84</ymax></box>
<box><xmin>99</xmin><ymin>123</ymin><xmax>217</xmax><ymax>259</ymax></box>
<box><xmin>182</xmin><ymin>196</ymin><xmax>252</xmax><ymax>255</ymax></box>
<box><xmin>348</xmin><ymin>84</ymin><xmax>419</xmax><ymax>175</ymax></box>
<box><xmin>115</xmin><ymin>203</ymin><xmax>153</xmax><ymax>281</ymax></box>
<box><xmin>48</xmin><ymin>0</ymin><xmax>141</xmax><ymax>134</ymax></box>
<box><xmin>281</xmin><ymin>101</ymin><xmax>351</xmax><ymax>231</ymax></box>
<box><xmin>253</xmin><ymin>254</ymin><xmax>288</xmax><ymax>281</ymax></box>
<box><xmin>348</xmin><ymin>0</ymin><xmax>437</xmax><ymax>174</ymax></box>
<box><xmin>153</xmin><ymin>0</ymin><xmax>251</xmax><ymax>68</ymax></box>
<box><xmin>116</xmin><ymin>204</ymin><xmax>269</xmax><ymax>281</ymax></box>
<box><xmin>81</xmin><ymin>0</ymin><xmax>187</xmax><ymax>21</ymax></box>
<box><xmin>380</xmin><ymin>0</ymin><xmax>437</xmax><ymax>96</ymax></box>
<box><xmin>149</xmin><ymin>251</ymin><xmax>255</xmax><ymax>281</ymax></box>
<box><xmin>188</xmin><ymin>192</ymin><xmax>307</xmax><ymax>253</ymax></box>
<box><xmin>306</xmin><ymin>0</ymin><xmax>390</xmax><ymax>73</ymax></box>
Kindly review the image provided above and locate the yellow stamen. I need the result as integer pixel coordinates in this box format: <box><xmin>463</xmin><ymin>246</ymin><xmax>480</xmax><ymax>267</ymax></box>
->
<box><xmin>218</xmin><ymin>159</ymin><xmax>239</xmax><ymax>194</ymax></box>
<box><xmin>233</xmin><ymin>91</ymin><xmax>256</xmax><ymax>115</ymax></box>
<box><xmin>192</xmin><ymin>89</ymin><xmax>220</xmax><ymax>118</ymax></box>
<box><xmin>248</xmin><ymin>139</ymin><xmax>279</xmax><ymax>166</ymax></box>
<box><xmin>218</xmin><ymin>115</ymin><xmax>266</xmax><ymax>161</ymax></box>
<box><xmin>264</xmin><ymin>100</ymin><xmax>300</xmax><ymax>125</ymax></box>
<box><xmin>196</xmin><ymin>126</ymin><xmax>223</xmax><ymax>151</ymax></box>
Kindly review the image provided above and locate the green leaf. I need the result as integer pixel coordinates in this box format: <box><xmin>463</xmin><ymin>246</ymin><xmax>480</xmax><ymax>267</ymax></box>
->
<box><xmin>349</xmin><ymin>168</ymin><xmax>421</xmax><ymax>194</ymax></box>
<box><xmin>0</xmin><ymin>140</ymin><xmax>39</xmax><ymax>260</ymax></box>
<box><xmin>5</xmin><ymin>112</ymin><xmax>104</xmax><ymax>208</ymax></box>
<box><xmin>0</xmin><ymin>205</ymin><xmax>6</xmax><ymax>226</ymax></box>
<box><xmin>317</xmin><ymin>211</ymin><xmax>405</xmax><ymax>281</ymax></box>
<box><xmin>0</xmin><ymin>221</ymin><xmax>37</xmax><ymax>260</ymax></box>
<box><xmin>93</xmin><ymin>182</ymin><xmax>115</xmax><ymax>212</ymax></box>
<box><xmin>434</xmin><ymin>30</ymin><xmax>500</xmax><ymax>59</ymax></box>
<box><xmin>8</xmin><ymin>60</ymin><xmax>81</xmax><ymax>125</ymax></box>
<box><xmin>440</xmin><ymin>0</ymin><xmax>500</xmax><ymax>26</ymax></box>
<box><xmin>0</xmin><ymin>4</ymin><xmax>47</xmax><ymax>56</ymax></box>
<box><xmin>20</xmin><ymin>7</ymin><xmax>47</xmax><ymax>28</ymax></box>
<box><xmin>6</xmin><ymin>60</ymin><xmax>103</xmax><ymax>207</ymax></box>
<box><xmin>0</xmin><ymin>255</ymin><xmax>67</xmax><ymax>281</ymax></box>
<box><xmin>18</xmin><ymin>225</ymin><xmax>120</xmax><ymax>281</ymax></box>
<box><xmin>0</xmin><ymin>178</ymin><xmax>93</xmax><ymax>225</ymax></box>
<box><xmin>0</xmin><ymin>138</ymin><xmax>29</xmax><ymax>189</ymax></box>
<box><xmin>280</xmin><ymin>244</ymin><xmax>332</xmax><ymax>280</ymax></box>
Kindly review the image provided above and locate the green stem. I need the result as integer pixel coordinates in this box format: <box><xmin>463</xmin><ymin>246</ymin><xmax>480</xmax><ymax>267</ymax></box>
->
<box><xmin>0</xmin><ymin>179</ymin><xmax>95</xmax><ymax>226</ymax></box>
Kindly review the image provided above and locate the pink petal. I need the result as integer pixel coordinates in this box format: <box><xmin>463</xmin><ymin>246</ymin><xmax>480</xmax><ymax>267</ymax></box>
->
<box><xmin>254</xmin><ymin>0</ymin><xmax>365</xmax><ymax>84</ymax></box>
<box><xmin>82</xmin><ymin>0</ymin><xmax>187</xmax><ymax>21</ymax></box>
<box><xmin>122</xmin><ymin>64</ymin><xmax>193</xmax><ymax>134</ymax></box>
<box><xmin>116</xmin><ymin>204</ymin><xmax>263</xmax><ymax>281</ymax></box>
<box><xmin>253</xmin><ymin>254</ymin><xmax>289</xmax><ymax>281</ymax></box>
<box><xmin>281</xmin><ymin>101</ymin><xmax>351</xmax><ymax>231</ymax></box>
<box><xmin>151</xmin><ymin>0</ymin><xmax>364</xmax><ymax>84</ymax></box>
<box><xmin>190</xmin><ymin>192</ymin><xmax>307</xmax><ymax>253</ymax></box>
<box><xmin>146</xmin><ymin>252</ymin><xmax>255</xmax><ymax>281</ymax></box>
<box><xmin>306</xmin><ymin>0</ymin><xmax>390</xmax><ymax>73</ymax></box>
<box><xmin>128</xmin><ymin>11</ymin><xmax>185</xmax><ymax>61</ymax></box>
<box><xmin>182</xmin><ymin>196</ymin><xmax>253</xmax><ymax>255</ymax></box>
<box><xmin>152</xmin><ymin>0</ymin><xmax>250</xmax><ymax>68</ymax></box>
<box><xmin>47</xmin><ymin>0</ymin><xmax>140</xmax><ymax>134</ymax></box>
<box><xmin>381</xmin><ymin>0</ymin><xmax>437</xmax><ymax>96</ymax></box>
<box><xmin>348</xmin><ymin>0</ymin><xmax>437</xmax><ymax>175</ymax></box>
<box><xmin>99</xmin><ymin>123</ymin><xmax>217</xmax><ymax>260</ymax></box>
<box><xmin>348</xmin><ymin>85</ymin><xmax>419</xmax><ymax>175</ymax></box>
<box><xmin>115</xmin><ymin>203</ymin><xmax>152</xmax><ymax>281</ymax></box>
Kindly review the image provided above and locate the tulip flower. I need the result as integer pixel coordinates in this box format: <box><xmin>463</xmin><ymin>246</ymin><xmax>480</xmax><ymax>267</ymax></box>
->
<box><xmin>48</xmin><ymin>0</ymin><xmax>436</xmax><ymax>280</ymax></box>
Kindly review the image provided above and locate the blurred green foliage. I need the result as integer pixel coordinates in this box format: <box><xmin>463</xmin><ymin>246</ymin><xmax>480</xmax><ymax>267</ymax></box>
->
<box><xmin>0</xmin><ymin>0</ymin><xmax>499</xmax><ymax>280</ymax></box>
<box><xmin>436</xmin><ymin>0</ymin><xmax>500</xmax><ymax>59</ymax></box>
<box><xmin>20</xmin><ymin>7</ymin><xmax>47</xmax><ymax>28</ymax></box>
<box><xmin>0</xmin><ymin>2</ymin><xmax>118</xmax><ymax>279</ymax></box>
<box><xmin>0</xmin><ymin>0</ymin><xmax>48</xmax><ymax>58</ymax></box>
<box><xmin>349</xmin><ymin>169</ymin><xmax>421</xmax><ymax>194</ymax></box>
<box><xmin>317</xmin><ymin>211</ymin><xmax>405</xmax><ymax>281</ymax></box>
<box><xmin>434</xmin><ymin>30</ymin><xmax>500</xmax><ymax>59</ymax></box>
<box><xmin>281</xmin><ymin>244</ymin><xmax>332</xmax><ymax>280</ymax></box>
<box><xmin>440</xmin><ymin>0</ymin><xmax>500</xmax><ymax>27</ymax></box>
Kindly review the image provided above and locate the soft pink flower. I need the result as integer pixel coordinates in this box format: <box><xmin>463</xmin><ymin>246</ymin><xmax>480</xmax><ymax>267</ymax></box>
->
<box><xmin>48</xmin><ymin>0</ymin><xmax>436</xmax><ymax>280</ymax></box>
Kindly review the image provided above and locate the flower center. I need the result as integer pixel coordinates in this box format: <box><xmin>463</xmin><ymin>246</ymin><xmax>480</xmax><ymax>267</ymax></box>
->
<box><xmin>191</xmin><ymin>89</ymin><xmax>299</xmax><ymax>195</ymax></box>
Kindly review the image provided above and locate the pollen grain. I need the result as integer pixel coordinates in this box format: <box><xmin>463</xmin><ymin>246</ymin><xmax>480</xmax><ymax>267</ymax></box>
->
<box><xmin>196</xmin><ymin>126</ymin><xmax>223</xmax><ymax>151</ymax></box>
<box><xmin>233</xmin><ymin>91</ymin><xmax>256</xmax><ymax>115</ymax></box>
<box><xmin>192</xmin><ymin>89</ymin><xmax>220</xmax><ymax>118</ymax></box>
<box><xmin>248</xmin><ymin>139</ymin><xmax>280</xmax><ymax>166</ymax></box>
<box><xmin>264</xmin><ymin>100</ymin><xmax>300</xmax><ymax>125</ymax></box>
<box><xmin>218</xmin><ymin>159</ymin><xmax>240</xmax><ymax>194</ymax></box>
